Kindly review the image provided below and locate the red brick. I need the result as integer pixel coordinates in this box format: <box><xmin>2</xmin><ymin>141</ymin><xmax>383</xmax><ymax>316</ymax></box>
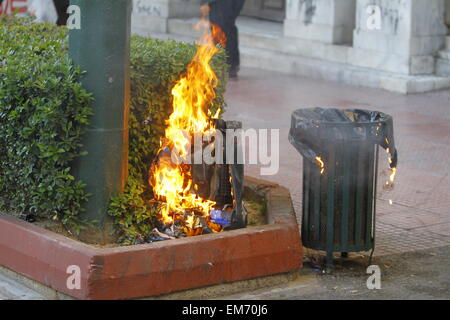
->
<box><xmin>0</xmin><ymin>178</ymin><xmax>302</xmax><ymax>300</ymax></box>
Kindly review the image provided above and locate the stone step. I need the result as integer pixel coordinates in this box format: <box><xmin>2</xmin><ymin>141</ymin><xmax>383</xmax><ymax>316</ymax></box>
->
<box><xmin>239</xmin><ymin>46</ymin><xmax>450</xmax><ymax>94</ymax></box>
<box><xmin>438</xmin><ymin>50</ymin><xmax>450</xmax><ymax>60</ymax></box>
<box><xmin>138</xmin><ymin>28</ymin><xmax>450</xmax><ymax>94</ymax></box>
<box><xmin>167</xmin><ymin>17</ymin><xmax>200</xmax><ymax>38</ymax></box>
<box><xmin>436</xmin><ymin>58</ymin><xmax>450</xmax><ymax>76</ymax></box>
<box><xmin>167</xmin><ymin>17</ymin><xmax>350</xmax><ymax>65</ymax></box>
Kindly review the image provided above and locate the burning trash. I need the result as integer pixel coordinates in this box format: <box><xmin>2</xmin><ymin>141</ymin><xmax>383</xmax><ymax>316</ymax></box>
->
<box><xmin>210</xmin><ymin>207</ymin><xmax>233</xmax><ymax>226</ymax></box>
<box><xmin>142</xmin><ymin>6</ymin><xmax>246</xmax><ymax>243</ymax></box>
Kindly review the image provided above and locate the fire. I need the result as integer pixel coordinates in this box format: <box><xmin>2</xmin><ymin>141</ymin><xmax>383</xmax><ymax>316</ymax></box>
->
<box><xmin>150</xmin><ymin>6</ymin><xmax>226</xmax><ymax>229</ymax></box>
<box><xmin>315</xmin><ymin>156</ymin><xmax>325</xmax><ymax>175</ymax></box>
<box><xmin>389</xmin><ymin>167</ymin><xmax>397</xmax><ymax>183</ymax></box>
<box><xmin>385</xmin><ymin>145</ymin><xmax>397</xmax><ymax>205</ymax></box>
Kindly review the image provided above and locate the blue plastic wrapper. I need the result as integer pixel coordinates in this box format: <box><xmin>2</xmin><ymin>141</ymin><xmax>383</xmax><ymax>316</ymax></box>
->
<box><xmin>210</xmin><ymin>209</ymin><xmax>231</xmax><ymax>226</ymax></box>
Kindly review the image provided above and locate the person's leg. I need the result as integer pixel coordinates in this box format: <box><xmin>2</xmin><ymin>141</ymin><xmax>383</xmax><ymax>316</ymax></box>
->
<box><xmin>233</xmin><ymin>0</ymin><xmax>246</xmax><ymax>17</ymax></box>
<box><xmin>227</xmin><ymin>24</ymin><xmax>239</xmax><ymax>77</ymax></box>
<box><xmin>208</xmin><ymin>1</ymin><xmax>226</xmax><ymax>31</ymax></box>
<box><xmin>209</xmin><ymin>1</ymin><xmax>235</xmax><ymax>72</ymax></box>
<box><xmin>228</xmin><ymin>0</ymin><xmax>246</xmax><ymax>77</ymax></box>
<box><xmin>53</xmin><ymin>0</ymin><xmax>69</xmax><ymax>26</ymax></box>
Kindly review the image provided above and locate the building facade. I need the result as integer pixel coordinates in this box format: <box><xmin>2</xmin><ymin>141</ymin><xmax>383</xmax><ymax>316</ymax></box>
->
<box><xmin>132</xmin><ymin>0</ymin><xmax>450</xmax><ymax>93</ymax></box>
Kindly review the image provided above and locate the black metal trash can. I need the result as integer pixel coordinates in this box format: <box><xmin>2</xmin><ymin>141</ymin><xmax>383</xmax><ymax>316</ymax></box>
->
<box><xmin>289</xmin><ymin>108</ymin><xmax>398</xmax><ymax>268</ymax></box>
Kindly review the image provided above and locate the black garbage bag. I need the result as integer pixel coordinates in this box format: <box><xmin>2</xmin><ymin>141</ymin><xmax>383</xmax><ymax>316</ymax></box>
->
<box><xmin>288</xmin><ymin>108</ymin><xmax>398</xmax><ymax>168</ymax></box>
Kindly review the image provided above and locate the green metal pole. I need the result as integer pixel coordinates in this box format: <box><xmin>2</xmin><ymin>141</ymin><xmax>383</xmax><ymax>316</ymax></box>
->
<box><xmin>69</xmin><ymin>0</ymin><xmax>131</xmax><ymax>241</ymax></box>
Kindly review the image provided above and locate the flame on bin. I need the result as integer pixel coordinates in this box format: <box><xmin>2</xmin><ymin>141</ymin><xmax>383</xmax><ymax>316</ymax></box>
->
<box><xmin>315</xmin><ymin>156</ymin><xmax>325</xmax><ymax>175</ymax></box>
<box><xmin>385</xmin><ymin>142</ymin><xmax>397</xmax><ymax>205</ymax></box>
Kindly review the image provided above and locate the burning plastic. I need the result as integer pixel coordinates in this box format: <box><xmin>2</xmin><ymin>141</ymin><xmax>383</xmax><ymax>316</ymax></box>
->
<box><xmin>148</xmin><ymin>6</ymin><xmax>227</xmax><ymax>233</ymax></box>
<box><xmin>210</xmin><ymin>207</ymin><xmax>233</xmax><ymax>226</ymax></box>
<box><xmin>146</xmin><ymin>7</ymin><xmax>246</xmax><ymax>241</ymax></box>
<box><xmin>149</xmin><ymin>119</ymin><xmax>246</xmax><ymax>240</ymax></box>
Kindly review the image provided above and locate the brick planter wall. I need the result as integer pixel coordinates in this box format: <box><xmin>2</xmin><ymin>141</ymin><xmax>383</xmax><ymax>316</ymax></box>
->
<box><xmin>0</xmin><ymin>177</ymin><xmax>302</xmax><ymax>299</ymax></box>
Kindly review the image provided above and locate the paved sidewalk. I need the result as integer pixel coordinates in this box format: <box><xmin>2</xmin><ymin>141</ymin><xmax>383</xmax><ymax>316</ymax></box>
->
<box><xmin>0</xmin><ymin>272</ymin><xmax>44</xmax><ymax>300</ymax></box>
<box><xmin>222</xmin><ymin>245</ymin><xmax>450</xmax><ymax>300</ymax></box>
<box><xmin>224</xmin><ymin>67</ymin><xmax>450</xmax><ymax>257</ymax></box>
<box><xmin>2</xmin><ymin>67</ymin><xmax>450</xmax><ymax>300</ymax></box>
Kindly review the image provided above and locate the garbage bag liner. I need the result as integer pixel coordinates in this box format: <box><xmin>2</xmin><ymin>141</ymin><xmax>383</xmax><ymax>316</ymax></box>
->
<box><xmin>288</xmin><ymin>107</ymin><xmax>398</xmax><ymax>168</ymax></box>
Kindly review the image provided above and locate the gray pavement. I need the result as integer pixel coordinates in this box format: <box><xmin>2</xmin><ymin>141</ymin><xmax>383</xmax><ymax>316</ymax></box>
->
<box><xmin>222</xmin><ymin>246</ymin><xmax>450</xmax><ymax>300</ymax></box>
<box><xmin>1</xmin><ymin>67</ymin><xmax>450</xmax><ymax>300</ymax></box>
<box><xmin>0</xmin><ymin>272</ymin><xmax>45</xmax><ymax>300</ymax></box>
<box><xmin>224</xmin><ymin>67</ymin><xmax>450</xmax><ymax>257</ymax></box>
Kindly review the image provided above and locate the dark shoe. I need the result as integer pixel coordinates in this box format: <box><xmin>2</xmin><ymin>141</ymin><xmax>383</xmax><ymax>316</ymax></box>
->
<box><xmin>229</xmin><ymin>66</ymin><xmax>239</xmax><ymax>80</ymax></box>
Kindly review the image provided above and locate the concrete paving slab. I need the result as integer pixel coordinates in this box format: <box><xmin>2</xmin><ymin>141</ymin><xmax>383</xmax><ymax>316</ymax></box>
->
<box><xmin>0</xmin><ymin>272</ymin><xmax>45</xmax><ymax>300</ymax></box>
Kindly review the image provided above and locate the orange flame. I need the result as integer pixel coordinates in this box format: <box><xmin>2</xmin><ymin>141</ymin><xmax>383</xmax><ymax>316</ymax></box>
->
<box><xmin>385</xmin><ymin>146</ymin><xmax>397</xmax><ymax>205</ymax></box>
<box><xmin>315</xmin><ymin>156</ymin><xmax>325</xmax><ymax>175</ymax></box>
<box><xmin>150</xmin><ymin>6</ymin><xmax>226</xmax><ymax>226</ymax></box>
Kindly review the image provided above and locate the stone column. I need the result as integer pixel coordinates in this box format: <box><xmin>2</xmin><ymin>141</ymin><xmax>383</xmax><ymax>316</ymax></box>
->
<box><xmin>131</xmin><ymin>0</ymin><xmax>202</xmax><ymax>34</ymax></box>
<box><xmin>446</xmin><ymin>0</ymin><xmax>450</xmax><ymax>34</ymax></box>
<box><xmin>436</xmin><ymin>0</ymin><xmax>450</xmax><ymax>76</ymax></box>
<box><xmin>351</xmin><ymin>0</ymin><xmax>447</xmax><ymax>75</ymax></box>
<box><xmin>284</xmin><ymin>0</ymin><xmax>357</xmax><ymax>44</ymax></box>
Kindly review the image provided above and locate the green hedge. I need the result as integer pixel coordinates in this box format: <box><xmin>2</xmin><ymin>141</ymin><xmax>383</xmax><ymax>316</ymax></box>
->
<box><xmin>108</xmin><ymin>36</ymin><xmax>228</xmax><ymax>244</ymax></box>
<box><xmin>0</xmin><ymin>17</ymin><xmax>228</xmax><ymax>241</ymax></box>
<box><xmin>0</xmin><ymin>17</ymin><xmax>92</xmax><ymax>231</ymax></box>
